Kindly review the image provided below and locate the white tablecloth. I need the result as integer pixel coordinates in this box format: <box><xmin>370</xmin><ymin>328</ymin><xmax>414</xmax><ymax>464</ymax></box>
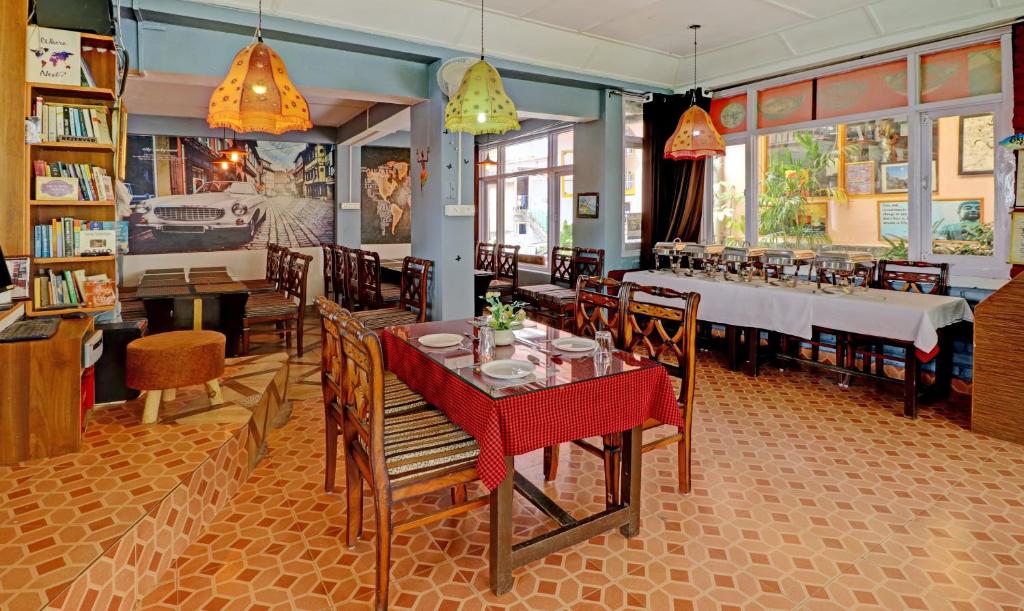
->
<box><xmin>622</xmin><ymin>270</ymin><xmax>974</xmax><ymax>354</ymax></box>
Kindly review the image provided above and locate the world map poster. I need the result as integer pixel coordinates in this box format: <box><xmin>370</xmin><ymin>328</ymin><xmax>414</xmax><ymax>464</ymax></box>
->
<box><xmin>361</xmin><ymin>146</ymin><xmax>411</xmax><ymax>244</ymax></box>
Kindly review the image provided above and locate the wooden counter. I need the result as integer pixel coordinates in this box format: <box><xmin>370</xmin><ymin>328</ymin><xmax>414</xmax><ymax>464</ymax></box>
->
<box><xmin>972</xmin><ymin>273</ymin><xmax>1024</xmax><ymax>443</ymax></box>
<box><xmin>0</xmin><ymin>317</ymin><xmax>93</xmax><ymax>465</ymax></box>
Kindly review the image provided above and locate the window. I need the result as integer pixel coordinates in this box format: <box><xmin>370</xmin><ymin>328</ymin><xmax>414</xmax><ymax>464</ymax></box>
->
<box><xmin>712</xmin><ymin>144</ymin><xmax>746</xmax><ymax>244</ymax></box>
<box><xmin>624</xmin><ymin>98</ymin><xmax>644</xmax><ymax>252</ymax></box>
<box><xmin>704</xmin><ymin>33</ymin><xmax>1010</xmax><ymax>277</ymax></box>
<box><xmin>477</xmin><ymin>128</ymin><xmax>573</xmax><ymax>266</ymax></box>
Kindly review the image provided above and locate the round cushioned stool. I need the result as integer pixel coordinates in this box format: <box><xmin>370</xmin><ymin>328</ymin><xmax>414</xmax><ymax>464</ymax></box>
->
<box><xmin>126</xmin><ymin>330</ymin><xmax>226</xmax><ymax>424</ymax></box>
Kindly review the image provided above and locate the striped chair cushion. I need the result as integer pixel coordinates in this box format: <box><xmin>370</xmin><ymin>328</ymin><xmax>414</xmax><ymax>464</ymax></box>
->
<box><xmin>489</xmin><ymin>279</ymin><xmax>514</xmax><ymax>291</ymax></box>
<box><xmin>352</xmin><ymin>308</ymin><xmax>419</xmax><ymax>331</ymax></box>
<box><xmin>245</xmin><ymin>292</ymin><xmax>298</xmax><ymax>317</ymax></box>
<box><xmin>517</xmin><ymin>284</ymin><xmax>575</xmax><ymax>309</ymax></box>
<box><xmin>241</xmin><ymin>278</ymin><xmax>278</xmax><ymax>293</ymax></box>
<box><xmin>380</xmin><ymin>282</ymin><xmax>402</xmax><ymax>303</ymax></box>
<box><xmin>380</xmin><ymin>375</ymin><xmax>479</xmax><ymax>485</ymax></box>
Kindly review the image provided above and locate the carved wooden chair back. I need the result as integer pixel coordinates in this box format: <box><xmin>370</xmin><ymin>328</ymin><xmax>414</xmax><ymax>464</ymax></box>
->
<box><xmin>267</xmin><ymin>244</ymin><xmax>287</xmax><ymax>287</ymax></box>
<box><xmin>475</xmin><ymin>242</ymin><xmax>496</xmax><ymax>272</ymax></box>
<box><xmin>283</xmin><ymin>252</ymin><xmax>313</xmax><ymax>306</ymax></box>
<box><xmin>622</xmin><ymin>283</ymin><xmax>701</xmax><ymax>407</ymax></box>
<box><xmin>339</xmin><ymin>317</ymin><xmax>387</xmax><ymax>480</ymax></box>
<box><xmin>330</xmin><ymin>245</ymin><xmax>346</xmax><ymax>303</ymax></box>
<box><xmin>399</xmin><ymin>256</ymin><xmax>432</xmax><ymax>322</ymax></box>
<box><xmin>316</xmin><ymin>296</ymin><xmax>348</xmax><ymax>410</ymax></box>
<box><xmin>495</xmin><ymin>244</ymin><xmax>520</xmax><ymax>288</ymax></box>
<box><xmin>572</xmin><ymin>247</ymin><xmax>605</xmax><ymax>282</ymax></box>
<box><xmin>549</xmin><ymin>246</ymin><xmax>575</xmax><ymax>287</ymax></box>
<box><xmin>876</xmin><ymin>259</ymin><xmax>950</xmax><ymax>295</ymax></box>
<box><xmin>341</xmin><ymin>247</ymin><xmax>360</xmax><ymax>309</ymax></box>
<box><xmin>573</xmin><ymin>275</ymin><xmax>625</xmax><ymax>344</ymax></box>
<box><xmin>356</xmin><ymin>250</ymin><xmax>384</xmax><ymax>309</ymax></box>
<box><xmin>320</xmin><ymin>243</ymin><xmax>334</xmax><ymax>298</ymax></box>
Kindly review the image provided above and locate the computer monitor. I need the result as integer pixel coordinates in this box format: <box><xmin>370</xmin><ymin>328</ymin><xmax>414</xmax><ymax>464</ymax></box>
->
<box><xmin>0</xmin><ymin>243</ymin><xmax>13</xmax><ymax>293</ymax></box>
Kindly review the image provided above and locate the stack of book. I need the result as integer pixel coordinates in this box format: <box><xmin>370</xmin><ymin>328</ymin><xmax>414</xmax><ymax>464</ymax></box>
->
<box><xmin>32</xmin><ymin>269</ymin><xmax>116</xmax><ymax>310</ymax></box>
<box><xmin>33</xmin><ymin>218</ymin><xmax>117</xmax><ymax>258</ymax></box>
<box><xmin>34</xmin><ymin>99</ymin><xmax>112</xmax><ymax>144</ymax></box>
<box><xmin>33</xmin><ymin>160</ymin><xmax>112</xmax><ymax>201</ymax></box>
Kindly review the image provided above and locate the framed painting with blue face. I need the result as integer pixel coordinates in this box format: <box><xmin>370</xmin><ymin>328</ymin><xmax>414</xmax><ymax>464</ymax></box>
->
<box><xmin>931</xmin><ymin>198</ymin><xmax>984</xmax><ymax>247</ymax></box>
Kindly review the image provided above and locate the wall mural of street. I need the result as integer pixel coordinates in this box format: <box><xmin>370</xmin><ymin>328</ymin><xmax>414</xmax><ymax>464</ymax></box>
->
<box><xmin>124</xmin><ymin>135</ymin><xmax>335</xmax><ymax>254</ymax></box>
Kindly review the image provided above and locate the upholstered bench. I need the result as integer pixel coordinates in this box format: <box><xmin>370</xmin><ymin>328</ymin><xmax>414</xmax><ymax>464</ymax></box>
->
<box><xmin>126</xmin><ymin>330</ymin><xmax>226</xmax><ymax>424</ymax></box>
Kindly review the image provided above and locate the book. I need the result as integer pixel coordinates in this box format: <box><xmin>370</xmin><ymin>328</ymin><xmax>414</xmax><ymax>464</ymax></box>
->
<box><xmin>80</xmin><ymin>57</ymin><xmax>96</xmax><ymax>87</ymax></box>
<box><xmin>62</xmin><ymin>270</ymin><xmax>78</xmax><ymax>304</ymax></box>
<box><xmin>83</xmin><ymin>278</ymin><xmax>116</xmax><ymax>308</ymax></box>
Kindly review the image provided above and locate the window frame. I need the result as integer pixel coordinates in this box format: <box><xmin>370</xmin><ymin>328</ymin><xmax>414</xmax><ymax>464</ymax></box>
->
<box><xmin>623</xmin><ymin>97</ymin><xmax>645</xmax><ymax>256</ymax></box>
<box><xmin>478</xmin><ymin>128</ymin><xmax>573</xmax><ymax>270</ymax></box>
<box><xmin>704</xmin><ymin>29</ymin><xmax>1012</xmax><ymax>280</ymax></box>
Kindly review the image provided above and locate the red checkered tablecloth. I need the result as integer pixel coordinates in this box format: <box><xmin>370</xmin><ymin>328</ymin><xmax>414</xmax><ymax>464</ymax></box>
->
<box><xmin>381</xmin><ymin>330</ymin><xmax>681</xmax><ymax>489</ymax></box>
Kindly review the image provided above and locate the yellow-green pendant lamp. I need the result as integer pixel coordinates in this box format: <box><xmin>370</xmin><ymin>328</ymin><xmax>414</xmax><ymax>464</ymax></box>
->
<box><xmin>444</xmin><ymin>0</ymin><xmax>520</xmax><ymax>135</ymax></box>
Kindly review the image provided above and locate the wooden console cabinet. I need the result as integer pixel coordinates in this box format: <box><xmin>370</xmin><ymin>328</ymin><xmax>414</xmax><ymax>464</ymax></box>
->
<box><xmin>0</xmin><ymin>317</ymin><xmax>93</xmax><ymax>465</ymax></box>
<box><xmin>972</xmin><ymin>273</ymin><xmax>1024</xmax><ymax>443</ymax></box>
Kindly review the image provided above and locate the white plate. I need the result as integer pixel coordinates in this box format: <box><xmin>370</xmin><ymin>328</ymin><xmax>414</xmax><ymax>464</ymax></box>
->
<box><xmin>550</xmin><ymin>338</ymin><xmax>597</xmax><ymax>352</ymax></box>
<box><xmin>480</xmin><ymin>359</ymin><xmax>535</xmax><ymax>380</ymax></box>
<box><xmin>418</xmin><ymin>333</ymin><xmax>464</xmax><ymax>348</ymax></box>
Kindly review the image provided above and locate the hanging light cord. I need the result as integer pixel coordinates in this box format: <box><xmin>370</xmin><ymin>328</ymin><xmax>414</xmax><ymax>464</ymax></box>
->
<box><xmin>690</xmin><ymin>24</ymin><xmax>700</xmax><ymax>105</ymax></box>
<box><xmin>480</xmin><ymin>0</ymin><xmax>485</xmax><ymax>60</ymax></box>
<box><xmin>255</xmin><ymin>0</ymin><xmax>264</xmax><ymax>41</ymax></box>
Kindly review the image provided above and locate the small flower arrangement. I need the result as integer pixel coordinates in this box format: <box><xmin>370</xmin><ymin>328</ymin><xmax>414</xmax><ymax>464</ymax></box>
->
<box><xmin>484</xmin><ymin>292</ymin><xmax>527</xmax><ymax>330</ymax></box>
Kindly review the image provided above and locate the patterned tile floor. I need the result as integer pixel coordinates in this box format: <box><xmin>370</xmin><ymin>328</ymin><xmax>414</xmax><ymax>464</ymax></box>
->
<box><xmin>144</xmin><ymin>321</ymin><xmax>1024</xmax><ymax>610</ymax></box>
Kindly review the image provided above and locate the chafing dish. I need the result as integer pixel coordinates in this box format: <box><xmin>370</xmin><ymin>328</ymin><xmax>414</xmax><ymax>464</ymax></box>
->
<box><xmin>722</xmin><ymin>246</ymin><xmax>765</xmax><ymax>263</ymax></box>
<box><xmin>813</xmin><ymin>251</ymin><xmax>876</xmax><ymax>292</ymax></box>
<box><xmin>652</xmin><ymin>239</ymin><xmax>692</xmax><ymax>271</ymax></box>
<box><xmin>763</xmin><ymin>249</ymin><xmax>816</xmax><ymax>267</ymax></box>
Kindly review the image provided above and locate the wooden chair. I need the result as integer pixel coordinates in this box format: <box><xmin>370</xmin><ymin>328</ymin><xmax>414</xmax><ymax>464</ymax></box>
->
<box><xmin>851</xmin><ymin>260</ymin><xmax>951</xmax><ymax>378</ymax></box>
<box><xmin>573</xmin><ymin>247</ymin><xmax>605</xmax><ymax>279</ymax></box>
<box><xmin>475</xmin><ymin>242</ymin><xmax>496</xmax><ymax>272</ymax></box>
<box><xmin>515</xmin><ymin>246</ymin><xmax>576</xmax><ymax>327</ymax></box>
<box><xmin>543</xmin><ymin>275</ymin><xmax>627</xmax><ymax>498</ymax></box>
<box><xmin>356</xmin><ymin>249</ymin><xmax>393</xmax><ymax>311</ymax></box>
<box><xmin>489</xmin><ymin>243</ymin><xmax>520</xmax><ymax>297</ymax></box>
<box><xmin>321</xmin><ymin>243</ymin><xmax>334</xmax><ymax>302</ymax></box>
<box><xmin>342</xmin><ymin>246</ymin><xmax>360</xmax><ymax>311</ymax></box>
<box><xmin>875</xmin><ymin>259</ymin><xmax>950</xmax><ymax>295</ymax></box>
<box><xmin>335</xmin><ymin>313</ymin><xmax>485</xmax><ymax>611</ymax></box>
<box><xmin>242</xmin><ymin>244</ymin><xmax>287</xmax><ymax>293</ymax></box>
<box><xmin>331</xmin><ymin>245</ymin><xmax>346</xmax><ymax>304</ymax></box>
<box><xmin>242</xmin><ymin>251</ymin><xmax>312</xmax><ymax>356</ymax></box>
<box><xmin>621</xmin><ymin>283</ymin><xmax>701</xmax><ymax>495</ymax></box>
<box><xmin>353</xmin><ymin>257</ymin><xmax>432</xmax><ymax>331</ymax></box>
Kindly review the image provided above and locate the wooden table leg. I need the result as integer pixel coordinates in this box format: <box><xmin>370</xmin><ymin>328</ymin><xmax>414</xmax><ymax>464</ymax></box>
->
<box><xmin>903</xmin><ymin>349</ymin><xmax>919</xmax><ymax>419</ymax></box>
<box><xmin>619</xmin><ymin>425</ymin><xmax>642</xmax><ymax>538</ymax></box>
<box><xmin>489</xmin><ymin>456</ymin><xmax>515</xmax><ymax>595</ymax></box>
<box><xmin>745</xmin><ymin>327</ymin><xmax>759</xmax><ymax>377</ymax></box>
<box><xmin>725</xmin><ymin>325</ymin><xmax>741</xmax><ymax>371</ymax></box>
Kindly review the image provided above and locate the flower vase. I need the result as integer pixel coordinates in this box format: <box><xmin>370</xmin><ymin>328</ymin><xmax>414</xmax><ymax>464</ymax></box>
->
<box><xmin>493</xmin><ymin>328</ymin><xmax>514</xmax><ymax>346</ymax></box>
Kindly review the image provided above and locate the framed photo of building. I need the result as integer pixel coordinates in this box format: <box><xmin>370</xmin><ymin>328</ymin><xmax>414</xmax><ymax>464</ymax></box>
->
<box><xmin>576</xmin><ymin>192</ymin><xmax>599</xmax><ymax>219</ymax></box>
<box><xmin>959</xmin><ymin>114</ymin><xmax>994</xmax><ymax>175</ymax></box>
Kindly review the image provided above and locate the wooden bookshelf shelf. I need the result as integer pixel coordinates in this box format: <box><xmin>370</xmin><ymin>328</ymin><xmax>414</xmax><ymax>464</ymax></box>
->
<box><xmin>31</xmin><ymin>141</ymin><xmax>115</xmax><ymax>152</ymax></box>
<box><xmin>29</xmin><ymin>199</ymin><xmax>115</xmax><ymax>206</ymax></box>
<box><xmin>26</xmin><ymin>304</ymin><xmax>114</xmax><ymax>318</ymax></box>
<box><xmin>34</xmin><ymin>255</ymin><xmax>116</xmax><ymax>264</ymax></box>
<box><xmin>28</xmin><ymin>82</ymin><xmax>116</xmax><ymax>101</ymax></box>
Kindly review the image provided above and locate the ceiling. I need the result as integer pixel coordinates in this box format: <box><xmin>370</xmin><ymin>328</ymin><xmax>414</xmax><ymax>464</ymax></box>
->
<box><xmin>190</xmin><ymin>0</ymin><xmax>1021</xmax><ymax>90</ymax></box>
<box><xmin>124</xmin><ymin>72</ymin><xmax>375</xmax><ymax>126</ymax></box>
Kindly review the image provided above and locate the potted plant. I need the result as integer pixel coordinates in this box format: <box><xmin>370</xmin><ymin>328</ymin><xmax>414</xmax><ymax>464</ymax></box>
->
<box><xmin>484</xmin><ymin>292</ymin><xmax>527</xmax><ymax>346</ymax></box>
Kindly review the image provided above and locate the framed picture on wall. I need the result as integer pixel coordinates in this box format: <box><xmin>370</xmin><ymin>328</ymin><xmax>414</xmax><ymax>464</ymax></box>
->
<box><xmin>877</xmin><ymin>200</ymin><xmax>909</xmax><ymax>241</ymax></box>
<box><xmin>958</xmin><ymin>114</ymin><xmax>994</xmax><ymax>175</ymax></box>
<box><xmin>576</xmin><ymin>192</ymin><xmax>599</xmax><ymax>219</ymax></box>
<box><xmin>879</xmin><ymin>162</ymin><xmax>909</xmax><ymax>193</ymax></box>
<box><xmin>844</xmin><ymin>161</ymin><xmax>875</xmax><ymax>195</ymax></box>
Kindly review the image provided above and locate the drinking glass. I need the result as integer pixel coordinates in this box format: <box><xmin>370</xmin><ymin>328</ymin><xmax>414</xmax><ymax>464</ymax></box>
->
<box><xmin>593</xmin><ymin>351</ymin><xmax>610</xmax><ymax>376</ymax></box>
<box><xmin>478</xmin><ymin>326</ymin><xmax>495</xmax><ymax>361</ymax></box>
<box><xmin>594</xmin><ymin>330</ymin><xmax>613</xmax><ymax>356</ymax></box>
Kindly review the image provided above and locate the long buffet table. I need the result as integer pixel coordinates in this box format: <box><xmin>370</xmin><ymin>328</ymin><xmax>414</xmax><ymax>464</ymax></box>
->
<box><xmin>623</xmin><ymin>269</ymin><xmax>974</xmax><ymax>417</ymax></box>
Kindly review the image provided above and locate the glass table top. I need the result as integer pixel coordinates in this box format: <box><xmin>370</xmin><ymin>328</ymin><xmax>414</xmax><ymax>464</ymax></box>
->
<box><xmin>385</xmin><ymin>318</ymin><xmax>657</xmax><ymax>399</ymax></box>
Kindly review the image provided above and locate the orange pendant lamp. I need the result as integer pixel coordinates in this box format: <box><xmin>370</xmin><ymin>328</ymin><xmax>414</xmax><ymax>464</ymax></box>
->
<box><xmin>664</xmin><ymin>25</ymin><xmax>724</xmax><ymax>161</ymax></box>
<box><xmin>207</xmin><ymin>0</ymin><xmax>312</xmax><ymax>135</ymax></box>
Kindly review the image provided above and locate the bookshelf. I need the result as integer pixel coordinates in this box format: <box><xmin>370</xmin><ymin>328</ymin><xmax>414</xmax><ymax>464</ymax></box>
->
<box><xmin>23</xmin><ymin>31</ymin><xmax>121</xmax><ymax>317</ymax></box>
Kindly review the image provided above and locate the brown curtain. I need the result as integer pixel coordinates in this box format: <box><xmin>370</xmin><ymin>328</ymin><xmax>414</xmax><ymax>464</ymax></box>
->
<box><xmin>640</xmin><ymin>91</ymin><xmax>711</xmax><ymax>269</ymax></box>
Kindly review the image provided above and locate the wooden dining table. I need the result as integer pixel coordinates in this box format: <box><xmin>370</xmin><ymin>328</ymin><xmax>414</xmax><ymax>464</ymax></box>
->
<box><xmin>381</xmin><ymin>319</ymin><xmax>680</xmax><ymax>593</ymax></box>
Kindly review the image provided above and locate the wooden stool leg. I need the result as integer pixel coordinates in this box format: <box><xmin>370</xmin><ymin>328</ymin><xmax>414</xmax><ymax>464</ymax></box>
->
<box><xmin>205</xmin><ymin>379</ymin><xmax>224</xmax><ymax>405</ymax></box>
<box><xmin>162</xmin><ymin>388</ymin><xmax>176</xmax><ymax>402</ymax></box>
<box><xmin>142</xmin><ymin>390</ymin><xmax>162</xmax><ymax>424</ymax></box>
